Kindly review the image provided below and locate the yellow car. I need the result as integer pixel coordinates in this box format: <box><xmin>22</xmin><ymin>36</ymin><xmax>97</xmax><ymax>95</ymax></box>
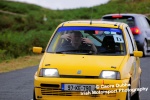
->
<box><xmin>33</xmin><ymin>20</ymin><xmax>143</xmax><ymax>100</ymax></box>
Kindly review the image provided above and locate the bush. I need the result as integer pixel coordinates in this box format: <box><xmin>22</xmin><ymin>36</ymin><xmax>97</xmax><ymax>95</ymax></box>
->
<box><xmin>0</xmin><ymin>30</ymin><xmax>52</xmax><ymax>61</ymax></box>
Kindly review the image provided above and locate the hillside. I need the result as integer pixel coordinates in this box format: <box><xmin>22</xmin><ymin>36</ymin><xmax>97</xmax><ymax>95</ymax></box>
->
<box><xmin>0</xmin><ymin>0</ymin><xmax>150</xmax><ymax>62</ymax></box>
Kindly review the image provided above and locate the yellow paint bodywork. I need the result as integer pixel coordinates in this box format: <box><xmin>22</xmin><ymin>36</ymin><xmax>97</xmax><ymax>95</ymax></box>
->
<box><xmin>33</xmin><ymin>47</ymin><xmax>43</xmax><ymax>53</ymax></box>
<box><xmin>133</xmin><ymin>51</ymin><xmax>143</xmax><ymax>57</ymax></box>
<box><xmin>33</xmin><ymin>21</ymin><xmax>142</xmax><ymax>100</ymax></box>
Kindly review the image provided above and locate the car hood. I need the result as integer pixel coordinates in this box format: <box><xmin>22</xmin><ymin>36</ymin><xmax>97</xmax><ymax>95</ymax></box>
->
<box><xmin>41</xmin><ymin>53</ymin><xmax>125</xmax><ymax>76</ymax></box>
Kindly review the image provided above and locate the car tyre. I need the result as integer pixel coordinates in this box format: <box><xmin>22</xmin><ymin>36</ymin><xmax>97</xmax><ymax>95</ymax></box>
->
<box><xmin>143</xmin><ymin>40</ymin><xmax>148</xmax><ymax>57</ymax></box>
<box><xmin>126</xmin><ymin>83</ymin><xmax>131</xmax><ymax>100</ymax></box>
<box><xmin>132</xmin><ymin>78</ymin><xmax>141</xmax><ymax>100</ymax></box>
<box><xmin>33</xmin><ymin>89</ymin><xmax>37</xmax><ymax>100</ymax></box>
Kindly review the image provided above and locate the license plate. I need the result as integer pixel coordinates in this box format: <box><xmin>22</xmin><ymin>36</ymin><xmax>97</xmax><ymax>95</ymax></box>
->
<box><xmin>61</xmin><ymin>84</ymin><xmax>95</xmax><ymax>91</ymax></box>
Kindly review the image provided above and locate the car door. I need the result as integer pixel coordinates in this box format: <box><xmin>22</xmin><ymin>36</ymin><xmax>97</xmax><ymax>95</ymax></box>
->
<box><xmin>144</xmin><ymin>17</ymin><xmax>150</xmax><ymax>51</ymax></box>
<box><xmin>125</xmin><ymin>26</ymin><xmax>140</xmax><ymax>93</ymax></box>
<box><xmin>139</xmin><ymin>16</ymin><xmax>150</xmax><ymax>51</ymax></box>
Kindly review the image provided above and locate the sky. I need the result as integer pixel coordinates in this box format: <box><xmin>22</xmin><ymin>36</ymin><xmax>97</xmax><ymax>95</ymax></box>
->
<box><xmin>10</xmin><ymin>0</ymin><xmax>110</xmax><ymax>10</ymax></box>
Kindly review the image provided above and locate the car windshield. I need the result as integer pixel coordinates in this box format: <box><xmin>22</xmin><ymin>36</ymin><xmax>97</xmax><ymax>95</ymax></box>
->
<box><xmin>47</xmin><ymin>26</ymin><xmax>126</xmax><ymax>55</ymax></box>
<box><xmin>102</xmin><ymin>16</ymin><xmax>135</xmax><ymax>27</ymax></box>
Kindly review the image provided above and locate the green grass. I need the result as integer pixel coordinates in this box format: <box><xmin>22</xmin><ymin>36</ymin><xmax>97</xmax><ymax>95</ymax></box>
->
<box><xmin>0</xmin><ymin>54</ymin><xmax>42</xmax><ymax>73</ymax></box>
<box><xmin>0</xmin><ymin>0</ymin><xmax>150</xmax><ymax>62</ymax></box>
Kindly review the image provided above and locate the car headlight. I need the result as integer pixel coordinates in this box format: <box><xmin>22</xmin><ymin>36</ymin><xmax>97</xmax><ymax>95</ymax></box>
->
<box><xmin>100</xmin><ymin>71</ymin><xmax>120</xmax><ymax>80</ymax></box>
<box><xmin>39</xmin><ymin>68</ymin><xmax>59</xmax><ymax>77</ymax></box>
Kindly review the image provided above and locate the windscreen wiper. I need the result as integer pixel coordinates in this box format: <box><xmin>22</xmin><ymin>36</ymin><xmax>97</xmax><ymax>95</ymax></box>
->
<box><xmin>55</xmin><ymin>49</ymin><xmax>95</xmax><ymax>54</ymax></box>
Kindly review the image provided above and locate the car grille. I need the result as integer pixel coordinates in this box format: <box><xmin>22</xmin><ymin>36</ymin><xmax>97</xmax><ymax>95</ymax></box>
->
<box><xmin>59</xmin><ymin>75</ymin><xmax>99</xmax><ymax>79</ymax></box>
<box><xmin>41</xmin><ymin>84</ymin><xmax>93</xmax><ymax>96</ymax></box>
<box><xmin>40</xmin><ymin>84</ymin><xmax>116</xmax><ymax>97</ymax></box>
<box><xmin>41</xmin><ymin>87</ymin><xmax>81</xmax><ymax>96</ymax></box>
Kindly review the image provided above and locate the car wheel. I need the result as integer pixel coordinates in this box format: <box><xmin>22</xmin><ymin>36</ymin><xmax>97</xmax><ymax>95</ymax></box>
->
<box><xmin>132</xmin><ymin>79</ymin><xmax>141</xmax><ymax>100</ymax></box>
<box><xmin>33</xmin><ymin>89</ymin><xmax>37</xmax><ymax>100</ymax></box>
<box><xmin>143</xmin><ymin>40</ymin><xmax>148</xmax><ymax>57</ymax></box>
<box><xmin>126</xmin><ymin>84</ymin><xmax>131</xmax><ymax>100</ymax></box>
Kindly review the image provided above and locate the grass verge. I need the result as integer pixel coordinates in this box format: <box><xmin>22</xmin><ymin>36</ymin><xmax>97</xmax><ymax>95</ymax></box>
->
<box><xmin>0</xmin><ymin>54</ymin><xmax>42</xmax><ymax>73</ymax></box>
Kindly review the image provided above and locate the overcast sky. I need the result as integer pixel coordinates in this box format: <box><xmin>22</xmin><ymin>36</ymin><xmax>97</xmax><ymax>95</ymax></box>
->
<box><xmin>10</xmin><ymin>0</ymin><xmax>110</xmax><ymax>10</ymax></box>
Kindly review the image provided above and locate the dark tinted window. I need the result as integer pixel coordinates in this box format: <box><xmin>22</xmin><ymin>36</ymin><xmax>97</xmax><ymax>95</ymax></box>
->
<box><xmin>102</xmin><ymin>16</ymin><xmax>135</xmax><ymax>27</ymax></box>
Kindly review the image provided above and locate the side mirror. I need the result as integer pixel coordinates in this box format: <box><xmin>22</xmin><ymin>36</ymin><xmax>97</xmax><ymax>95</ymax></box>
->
<box><xmin>33</xmin><ymin>47</ymin><xmax>43</xmax><ymax>54</ymax></box>
<box><xmin>133</xmin><ymin>51</ymin><xmax>143</xmax><ymax>57</ymax></box>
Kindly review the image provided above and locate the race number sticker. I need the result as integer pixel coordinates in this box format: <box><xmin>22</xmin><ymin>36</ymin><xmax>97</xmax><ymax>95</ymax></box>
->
<box><xmin>113</xmin><ymin>35</ymin><xmax>124</xmax><ymax>43</ymax></box>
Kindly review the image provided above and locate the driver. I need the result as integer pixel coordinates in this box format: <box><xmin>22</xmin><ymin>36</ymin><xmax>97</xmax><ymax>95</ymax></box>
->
<box><xmin>60</xmin><ymin>31</ymin><xmax>97</xmax><ymax>54</ymax></box>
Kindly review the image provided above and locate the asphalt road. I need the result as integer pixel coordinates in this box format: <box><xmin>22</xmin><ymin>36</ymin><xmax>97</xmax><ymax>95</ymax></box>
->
<box><xmin>0</xmin><ymin>57</ymin><xmax>150</xmax><ymax>100</ymax></box>
<box><xmin>0</xmin><ymin>66</ymin><xmax>37</xmax><ymax>100</ymax></box>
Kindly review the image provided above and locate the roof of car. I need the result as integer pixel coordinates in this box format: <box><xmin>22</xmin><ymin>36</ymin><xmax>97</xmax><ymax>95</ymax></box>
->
<box><xmin>102</xmin><ymin>13</ymin><xmax>145</xmax><ymax>17</ymax></box>
<box><xmin>58</xmin><ymin>20</ymin><xmax>127</xmax><ymax>28</ymax></box>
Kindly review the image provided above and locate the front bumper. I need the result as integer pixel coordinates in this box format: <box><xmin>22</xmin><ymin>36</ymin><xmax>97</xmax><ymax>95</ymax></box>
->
<box><xmin>34</xmin><ymin>76</ymin><xmax>129</xmax><ymax>100</ymax></box>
